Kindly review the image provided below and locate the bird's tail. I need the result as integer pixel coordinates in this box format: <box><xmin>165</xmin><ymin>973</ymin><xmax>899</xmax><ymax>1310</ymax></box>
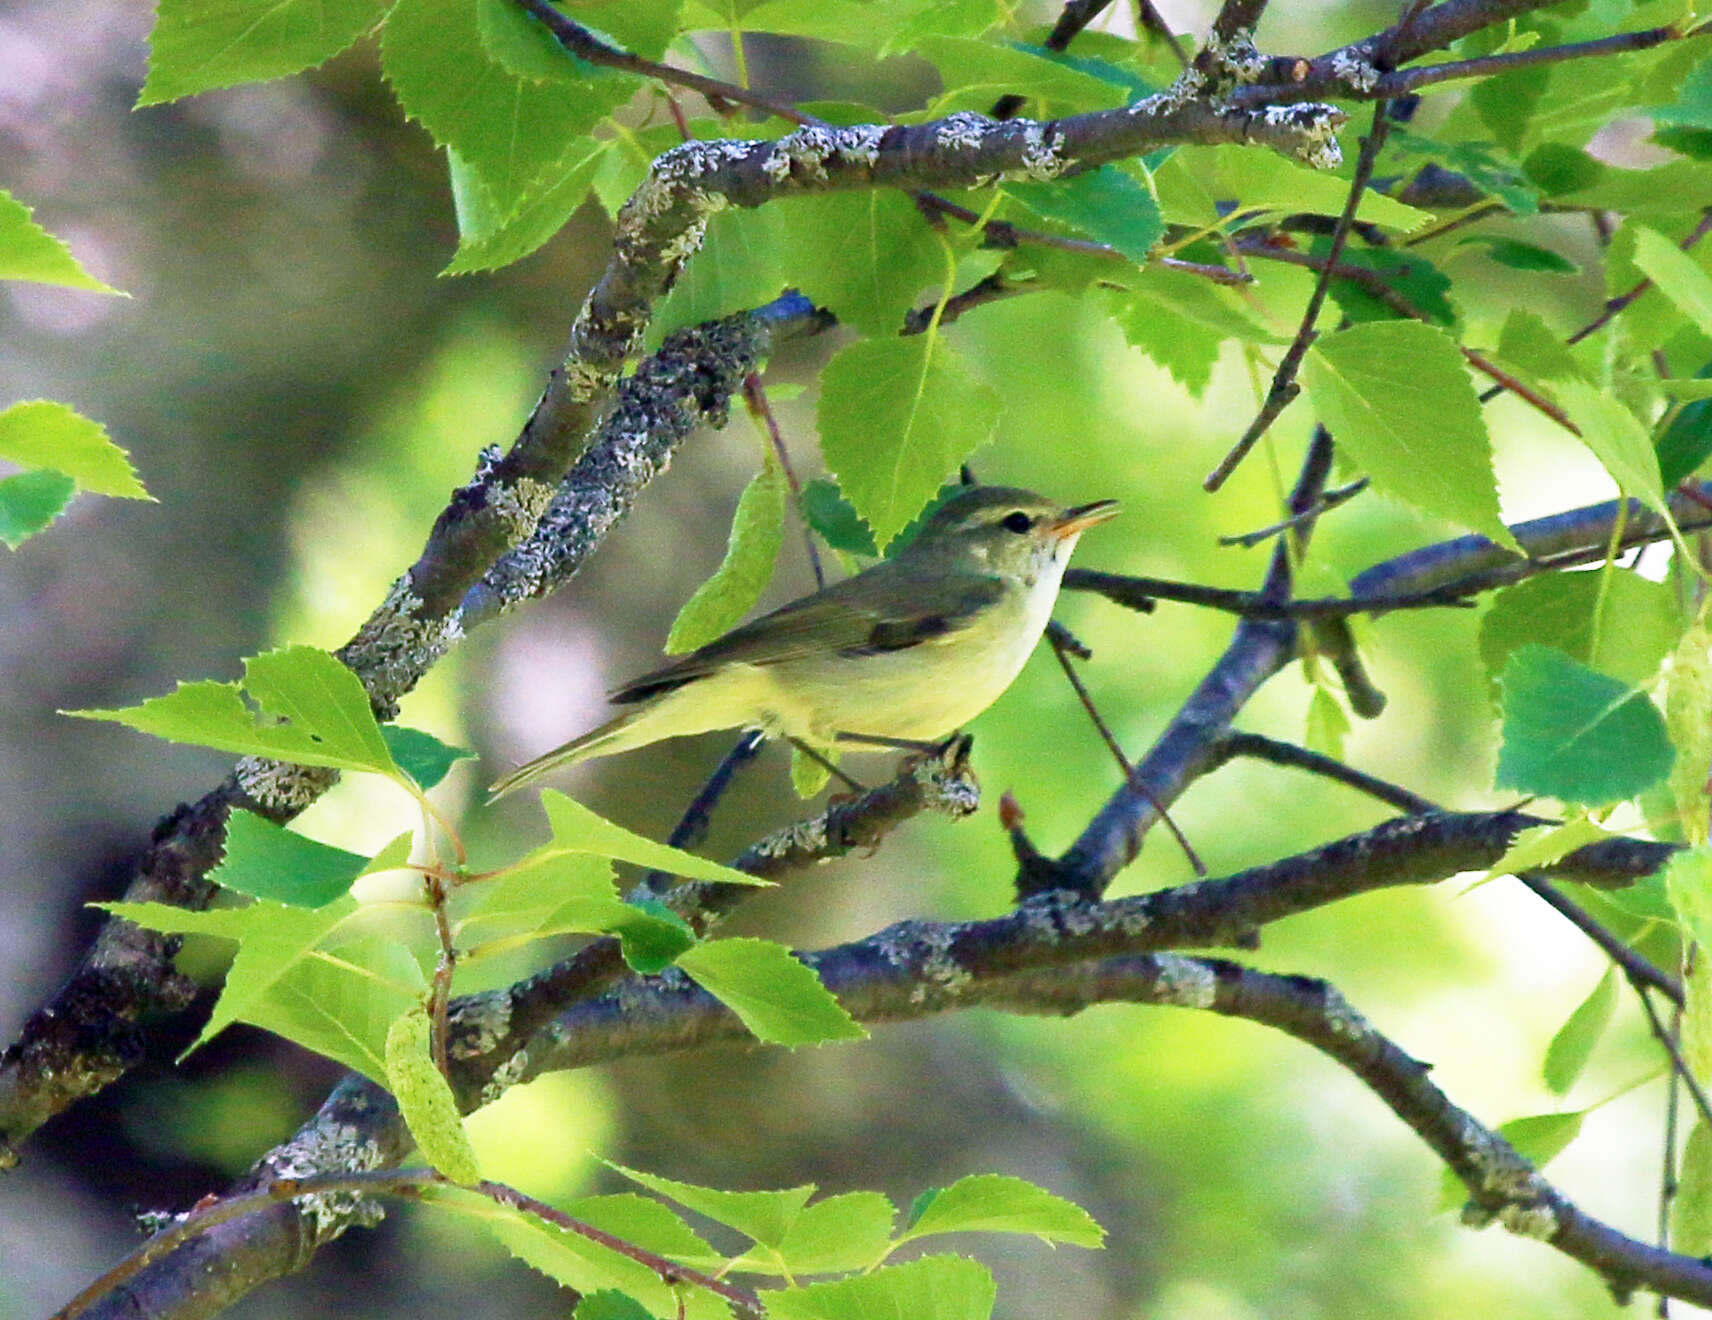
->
<box><xmin>486</xmin><ymin>708</ymin><xmax>648</xmax><ymax>801</ymax></box>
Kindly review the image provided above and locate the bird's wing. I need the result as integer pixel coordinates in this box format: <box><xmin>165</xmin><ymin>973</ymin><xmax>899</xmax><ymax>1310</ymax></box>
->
<box><xmin>610</xmin><ymin>570</ymin><xmax>1005</xmax><ymax>704</ymax></box>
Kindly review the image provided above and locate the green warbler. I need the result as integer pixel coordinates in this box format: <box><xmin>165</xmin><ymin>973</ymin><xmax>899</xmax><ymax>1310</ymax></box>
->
<box><xmin>489</xmin><ymin>485</ymin><xmax>1119</xmax><ymax>798</ymax></box>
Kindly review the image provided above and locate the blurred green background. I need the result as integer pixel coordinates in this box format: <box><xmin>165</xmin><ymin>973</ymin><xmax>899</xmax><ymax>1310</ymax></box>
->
<box><xmin>0</xmin><ymin>0</ymin><xmax>1676</xmax><ymax>1315</ymax></box>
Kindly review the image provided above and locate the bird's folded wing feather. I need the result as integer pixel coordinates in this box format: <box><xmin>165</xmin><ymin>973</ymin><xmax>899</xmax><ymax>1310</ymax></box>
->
<box><xmin>609</xmin><ymin>570</ymin><xmax>1005</xmax><ymax>704</ymax></box>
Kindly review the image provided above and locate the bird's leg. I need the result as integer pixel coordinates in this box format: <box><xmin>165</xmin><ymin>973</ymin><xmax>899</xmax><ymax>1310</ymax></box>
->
<box><xmin>786</xmin><ymin>737</ymin><xmax>868</xmax><ymax>793</ymax></box>
<box><xmin>835</xmin><ymin>731</ymin><xmax>949</xmax><ymax>754</ymax></box>
<box><xmin>838</xmin><ymin>730</ymin><xmax>974</xmax><ymax>775</ymax></box>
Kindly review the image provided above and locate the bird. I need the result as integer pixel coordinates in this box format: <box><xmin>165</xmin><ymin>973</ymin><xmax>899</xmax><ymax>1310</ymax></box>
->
<box><xmin>488</xmin><ymin>485</ymin><xmax>1119</xmax><ymax>799</ymax></box>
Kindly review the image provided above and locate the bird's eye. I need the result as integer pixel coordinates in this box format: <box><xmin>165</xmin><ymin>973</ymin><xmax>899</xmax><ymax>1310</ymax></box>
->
<box><xmin>1001</xmin><ymin>511</ymin><xmax>1034</xmax><ymax>533</ymax></box>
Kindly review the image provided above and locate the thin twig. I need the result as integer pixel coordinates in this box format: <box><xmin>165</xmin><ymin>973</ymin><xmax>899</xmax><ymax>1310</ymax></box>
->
<box><xmin>1635</xmin><ymin>982</ymin><xmax>1712</xmax><ymax>1134</ymax></box>
<box><xmin>515</xmin><ymin>0</ymin><xmax>823</xmax><ymax>126</ymax></box>
<box><xmin>1157</xmin><ymin>255</ymin><xmax>1253</xmax><ymax>284</ymax></box>
<box><xmin>1371</xmin><ymin>25</ymin><xmax>1686</xmax><ymax>98</ymax></box>
<box><xmin>1220</xmin><ymin>478</ymin><xmax>1369</xmax><ymax>546</ymax></box>
<box><xmin>1213</xmin><ymin>731</ymin><xmax>1437</xmax><ymax>813</ymax></box>
<box><xmin>1136</xmin><ymin>0</ymin><xmax>1190</xmax><ymax>66</ymax></box>
<box><xmin>424</xmin><ymin>873</ymin><xmax>456</xmax><ymax>1078</ymax></box>
<box><xmin>1206</xmin><ymin>100</ymin><xmax>1392</xmax><ymax>492</ymax></box>
<box><xmin>1046</xmin><ymin>625</ymin><xmax>1205</xmax><ymax>874</ymax></box>
<box><xmin>1212</xmin><ymin>732</ymin><xmax>1686</xmax><ymax>1002</ymax></box>
<box><xmin>903</xmin><ymin>271</ymin><xmax>1027</xmax><ymax>333</ymax></box>
<box><xmin>1662</xmin><ymin>994</ymin><xmax>1685</xmax><ymax>1320</ymax></box>
<box><xmin>742</xmin><ymin>375</ymin><xmax>824</xmax><ymax>590</ymax></box>
<box><xmin>1519</xmin><ymin>875</ymin><xmax>1682</xmax><ymax>1004</ymax></box>
<box><xmin>1064</xmin><ymin>566</ymin><xmax>1485</xmax><ymax>619</ymax></box>
<box><xmin>1567</xmin><ymin>210</ymin><xmax>1712</xmax><ymax>349</ymax></box>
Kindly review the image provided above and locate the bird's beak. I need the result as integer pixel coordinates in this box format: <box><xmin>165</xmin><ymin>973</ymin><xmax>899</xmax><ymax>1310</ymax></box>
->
<box><xmin>1049</xmin><ymin>499</ymin><xmax>1121</xmax><ymax>540</ymax></box>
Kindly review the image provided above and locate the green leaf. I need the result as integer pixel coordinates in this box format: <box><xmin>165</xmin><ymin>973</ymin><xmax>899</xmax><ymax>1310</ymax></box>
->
<box><xmin>609</xmin><ymin>1163</ymin><xmax>816</xmax><ymax>1248</ymax></box>
<box><xmin>817</xmin><ymin>337</ymin><xmax>999</xmax><ymax>549</ymax></box>
<box><xmin>1656</xmin><ymin>367</ymin><xmax>1712</xmax><ymax>486</ymax></box>
<box><xmin>1520</xmin><ymin>143</ymin><xmax>1605</xmax><ymax>195</ymax></box>
<box><xmin>0</xmin><ymin>469</ymin><xmax>76</xmax><ymax>549</ymax></box>
<box><xmin>1542</xmin><ymin>968</ymin><xmax>1618</xmax><ymax>1095</ymax></box>
<box><xmin>1305</xmin><ymin>685</ymin><xmax>1350</xmax><ymax>760</ymax></box>
<box><xmin>1302</xmin><ymin>322</ymin><xmax>1520</xmax><ymax>553</ymax></box>
<box><xmin>361</xmin><ymin>831</ymin><xmax>417</xmax><ymax>878</ymax></box>
<box><xmin>666</xmin><ymin>455</ymin><xmax>787</xmax><ymax>654</ymax></box>
<box><xmin>1665</xmin><ymin>847</ymin><xmax>1712</xmax><ymax>950</ymax></box>
<box><xmin>1557</xmin><ymin>157</ymin><xmax>1712</xmax><ymax>217</ymax></box>
<box><xmin>1669</xmin><ymin>619</ymin><xmax>1712</xmax><ymax>844</ymax></box>
<box><xmin>445</xmin><ymin>140</ymin><xmax>609</xmax><ymax>275</ymax></box>
<box><xmin>382</xmin><ymin>725</ymin><xmax>473</xmax><ymax>791</ymax></box>
<box><xmin>0</xmin><ymin>190</ymin><xmax>123</xmax><ymax>293</ymax></box>
<box><xmin>538</xmin><ymin>789</ymin><xmax>768</xmax><ymax>887</ymax></box>
<box><xmin>1495</xmin><ymin>644</ymin><xmax>1673</xmax><ymax>806</ymax></box>
<box><xmin>1322</xmin><ymin>246</ymin><xmax>1456</xmax><ymax>328</ymax></box>
<box><xmin>801</xmin><ymin>479</ymin><xmax>879</xmax><ymax>556</ymax></box>
<box><xmin>573</xmin><ymin>1293</ymin><xmax>655</xmax><ymax>1320</ymax></box>
<box><xmin>67</xmin><ymin>646</ymin><xmax>398</xmax><ymax>775</ymax></box>
<box><xmin>1205</xmin><ymin>146</ymin><xmax>1435</xmax><ymax>235</ymax></box>
<box><xmin>455</xmin><ymin>845</ymin><xmax>695</xmax><ymax>974</ymax></box>
<box><xmin>1632</xmin><ymin>223</ymin><xmax>1712</xmax><ymax>331</ymax></box>
<box><xmin>1495</xmin><ymin>308</ymin><xmax>1586</xmax><ymax>385</ymax></box>
<box><xmin>381</xmin><ymin>0</ymin><xmax>636</xmax><ymax>221</ymax></box>
<box><xmin>789</xmin><ymin>742</ymin><xmax>834</xmax><ymax>799</ymax></box>
<box><xmin>1439</xmin><ymin>1111</ymin><xmax>1585</xmax><ymax>1210</ymax></box>
<box><xmin>212</xmin><ymin>810</ymin><xmax>371</xmax><ymax>908</ymax></box>
<box><xmin>242</xmin><ymin>645</ymin><xmax>397</xmax><ymax>771</ymax></box>
<box><xmin>777</xmin><ymin>191</ymin><xmax>946</xmax><ymax>338</ymax></box>
<box><xmin>608</xmin><ymin>898</ymin><xmax>696</xmax><ymax>974</ymax></box>
<box><xmin>733</xmin><ymin>1191</ymin><xmax>896</xmax><ymax>1275</ymax></box>
<box><xmin>140</xmin><ymin>0</ymin><xmax>386</xmax><ymax>104</ymax></box>
<box><xmin>0</xmin><ymin>400</ymin><xmax>149</xmax><ymax>498</ymax></box>
<box><xmin>1457</xmin><ymin>236</ymin><xmax>1578</xmax><ymax>274</ymax></box>
<box><xmin>385</xmin><ymin>1007</ymin><xmax>482</xmax><ymax>1184</ymax></box>
<box><xmin>1651</xmin><ymin>52</ymin><xmax>1712</xmax><ymax>127</ymax></box>
<box><xmin>1554</xmin><ymin>379</ymin><xmax>1667</xmax><ymax>514</ymax></box>
<box><xmin>897</xmin><ymin>1173</ymin><xmax>1104</xmax><ymax>1247</ymax></box>
<box><xmin>676</xmin><ymin>937</ymin><xmax>865</xmax><ymax>1045</ymax></box>
<box><xmin>650</xmin><ymin>205</ymin><xmax>787</xmax><ymax>343</ymax></box>
<box><xmin>573</xmin><ymin>0</ymin><xmax>684</xmax><ymax>60</ymax></box>
<box><xmin>1104</xmin><ymin>267</ymin><xmax>1282</xmax><ymax>398</ymax></box>
<box><xmin>918</xmin><ymin>36</ymin><xmax>1127</xmax><ymax>112</ymax></box>
<box><xmin>762</xmin><ymin>1255</ymin><xmax>996</xmax><ymax>1320</ymax></box>
<box><xmin>1478</xmin><ymin>570</ymin><xmax>1682</xmax><ymax>689</ymax></box>
<box><xmin>100</xmin><ymin>898</ymin><xmax>428</xmax><ymax>1080</ymax></box>
<box><xmin>1675</xmin><ymin>1118</ymin><xmax>1712</xmax><ymax>1256</ymax></box>
<box><xmin>1389</xmin><ymin>129</ymin><xmax>1540</xmax><ymax>214</ymax></box>
<box><xmin>1006</xmin><ymin>168</ymin><xmax>1163</xmax><ymax>266</ymax></box>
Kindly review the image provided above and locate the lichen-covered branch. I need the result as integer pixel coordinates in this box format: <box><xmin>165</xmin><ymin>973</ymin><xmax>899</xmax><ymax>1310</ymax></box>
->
<box><xmin>62</xmin><ymin>807</ymin><xmax>1672</xmax><ymax>1318</ymax></box>
<box><xmin>0</xmin><ymin>300</ymin><xmax>818</xmax><ymax>1166</ymax></box>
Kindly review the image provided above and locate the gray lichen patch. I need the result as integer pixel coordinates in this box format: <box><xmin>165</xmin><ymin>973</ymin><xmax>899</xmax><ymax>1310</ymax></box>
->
<box><xmin>341</xmin><ymin>576</ymin><xmax>459</xmax><ymax>708</ymax></box>
<box><xmin>235</xmin><ymin>756</ymin><xmax>338</xmax><ymax>811</ymax></box>
<box><xmin>1330</xmin><ymin>44</ymin><xmax>1383</xmax><ymax>94</ymax></box>
<box><xmin>1260</xmin><ymin>103</ymin><xmax>1345</xmax><ymax>170</ymax></box>
<box><xmin>1496</xmin><ymin>1200</ymin><xmax>1560</xmax><ymax>1241</ymax></box>
<box><xmin>257</xmin><ymin>1119</ymin><xmax>390</xmax><ymax>1240</ymax></box>
<box><xmin>1151</xmin><ymin>954</ymin><xmax>1217</xmax><ymax>1009</ymax></box>
<box><xmin>448</xmin><ymin>990</ymin><xmax>514</xmax><ymax>1059</ymax></box>
<box><xmin>479</xmin><ymin>1047</ymin><xmax>530</xmax><ymax>1105</ymax></box>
